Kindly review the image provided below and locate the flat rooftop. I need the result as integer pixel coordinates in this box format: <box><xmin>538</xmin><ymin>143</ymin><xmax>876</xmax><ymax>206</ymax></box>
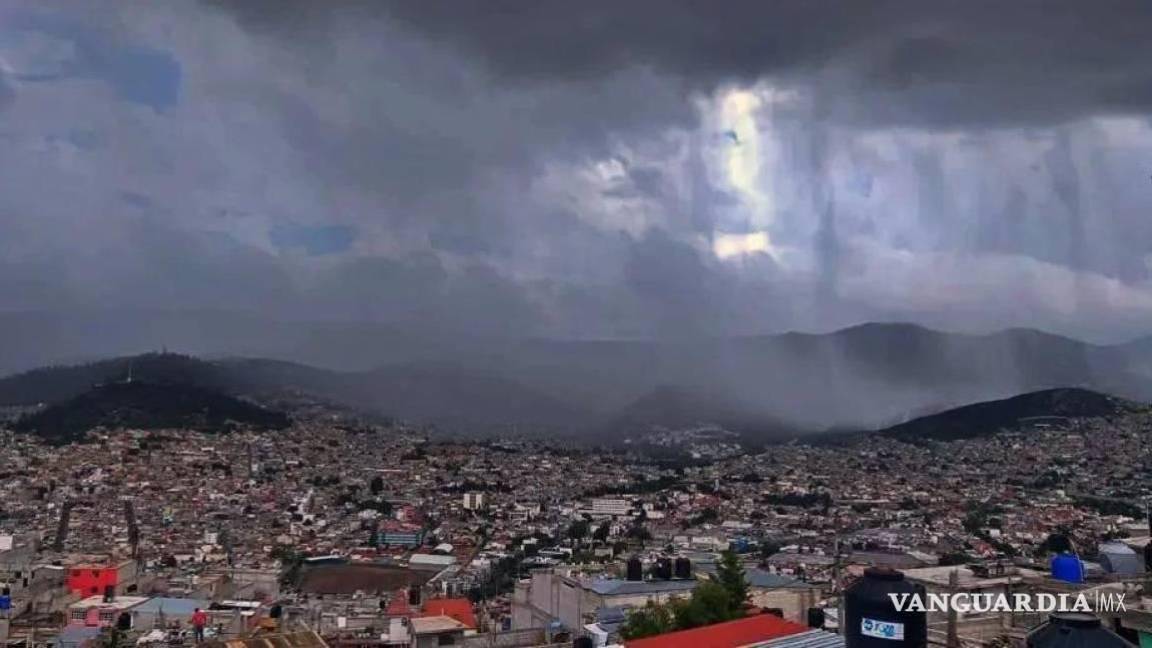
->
<box><xmin>69</xmin><ymin>595</ymin><xmax>150</xmax><ymax>610</ymax></box>
<box><xmin>583</xmin><ymin>577</ymin><xmax>698</xmax><ymax>596</ymax></box>
<box><xmin>902</xmin><ymin>565</ymin><xmax>1047</xmax><ymax>589</ymax></box>
<box><xmin>411</xmin><ymin>615</ymin><xmax>468</xmax><ymax>634</ymax></box>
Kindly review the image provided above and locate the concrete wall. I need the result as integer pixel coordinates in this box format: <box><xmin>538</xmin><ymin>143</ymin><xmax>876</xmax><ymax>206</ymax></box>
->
<box><xmin>512</xmin><ymin>572</ymin><xmax>595</xmax><ymax>631</ymax></box>
<box><xmin>749</xmin><ymin>587</ymin><xmax>819</xmax><ymax>623</ymax></box>
<box><xmin>461</xmin><ymin>628</ymin><xmax>547</xmax><ymax>647</ymax></box>
<box><xmin>511</xmin><ymin>570</ymin><xmax>699</xmax><ymax>632</ymax></box>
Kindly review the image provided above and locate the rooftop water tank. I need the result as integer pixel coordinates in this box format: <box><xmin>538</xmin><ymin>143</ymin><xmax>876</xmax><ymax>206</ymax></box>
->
<box><xmin>1098</xmin><ymin>542</ymin><xmax>1144</xmax><ymax>576</ymax></box>
<box><xmin>1026</xmin><ymin>613</ymin><xmax>1134</xmax><ymax>647</ymax></box>
<box><xmin>807</xmin><ymin>607</ymin><xmax>826</xmax><ymax>629</ymax></box>
<box><xmin>1050</xmin><ymin>553</ymin><xmax>1085</xmax><ymax>584</ymax></box>
<box><xmin>844</xmin><ymin>567</ymin><xmax>927</xmax><ymax>648</ymax></box>
<box><xmin>625</xmin><ymin>557</ymin><xmax>643</xmax><ymax>581</ymax></box>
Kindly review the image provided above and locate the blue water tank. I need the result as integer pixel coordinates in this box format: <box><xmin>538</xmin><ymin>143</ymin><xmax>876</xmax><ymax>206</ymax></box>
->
<box><xmin>1050</xmin><ymin>553</ymin><xmax>1084</xmax><ymax>583</ymax></box>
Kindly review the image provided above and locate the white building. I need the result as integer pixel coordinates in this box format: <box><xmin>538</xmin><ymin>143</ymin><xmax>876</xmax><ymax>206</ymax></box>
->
<box><xmin>512</xmin><ymin>568</ymin><xmax>697</xmax><ymax>631</ymax></box>
<box><xmin>589</xmin><ymin>498</ymin><xmax>631</xmax><ymax>518</ymax></box>
<box><xmin>463</xmin><ymin>492</ymin><xmax>485</xmax><ymax>511</ymax></box>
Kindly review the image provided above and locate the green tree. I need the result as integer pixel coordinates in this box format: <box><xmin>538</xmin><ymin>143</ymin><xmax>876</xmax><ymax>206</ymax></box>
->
<box><xmin>593</xmin><ymin>522</ymin><xmax>611</xmax><ymax>544</ymax></box>
<box><xmin>627</xmin><ymin>524</ymin><xmax>652</xmax><ymax>545</ymax></box>
<box><xmin>1039</xmin><ymin>532</ymin><xmax>1072</xmax><ymax>554</ymax></box>
<box><xmin>758</xmin><ymin>541</ymin><xmax>781</xmax><ymax>561</ymax></box>
<box><xmin>716</xmin><ymin>550</ymin><xmax>749</xmax><ymax>611</ymax></box>
<box><xmin>937</xmin><ymin>551</ymin><xmax>970</xmax><ymax>566</ymax></box>
<box><xmin>670</xmin><ymin>581</ymin><xmax>734</xmax><ymax>628</ymax></box>
<box><xmin>100</xmin><ymin>627</ymin><xmax>127</xmax><ymax>648</ymax></box>
<box><xmin>620</xmin><ymin>600</ymin><xmax>673</xmax><ymax>640</ymax></box>
<box><xmin>567</xmin><ymin>520</ymin><xmax>590</xmax><ymax>546</ymax></box>
<box><xmin>620</xmin><ymin>580</ymin><xmax>741</xmax><ymax>639</ymax></box>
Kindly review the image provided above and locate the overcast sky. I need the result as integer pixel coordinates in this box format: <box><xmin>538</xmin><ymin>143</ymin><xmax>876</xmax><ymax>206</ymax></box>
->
<box><xmin>2</xmin><ymin>0</ymin><xmax>1152</xmax><ymax>344</ymax></box>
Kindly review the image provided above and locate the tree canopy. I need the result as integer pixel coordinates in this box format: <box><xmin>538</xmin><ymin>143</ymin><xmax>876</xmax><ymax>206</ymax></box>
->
<box><xmin>619</xmin><ymin>553</ymin><xmax>749</xmax><ymax>640</ymax></box>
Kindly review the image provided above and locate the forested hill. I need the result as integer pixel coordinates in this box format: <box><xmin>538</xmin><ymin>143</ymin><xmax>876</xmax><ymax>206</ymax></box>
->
<box><xmin>12</xmin><ymin>380</ymin><xmax>290</xmax><ymax>445</ymax></box>
<box><xmin>877</xmin><ymin>388</ymin><xmax>1139</xmax><ymax>442</ymax></box>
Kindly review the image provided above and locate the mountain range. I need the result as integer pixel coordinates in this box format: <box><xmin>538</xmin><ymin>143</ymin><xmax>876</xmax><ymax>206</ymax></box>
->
<box><xmin>2</xmin><ymin>319</ymin><xmax>1152</xmax><ymax>437</ymax></box>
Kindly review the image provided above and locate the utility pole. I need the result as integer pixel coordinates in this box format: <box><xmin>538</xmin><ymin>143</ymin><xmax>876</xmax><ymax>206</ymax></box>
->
<box><xmin>833</xmin><ymin>538</ymin><xmax>844</xmax><ymax>637</ymax></box>
<box><xmin>946</xmin><ymin>569</ymin><xmax>959</xmax><ymax>648</ymax></box>
<box><xmin>124</xmin><ymin>499</ymin><xmax>139</xmax><ymax>560</ymax></box>
<box><xmin>53</xmin><ymin>500</ymin><xmax>72</xmax><ymax>553</ymax></box>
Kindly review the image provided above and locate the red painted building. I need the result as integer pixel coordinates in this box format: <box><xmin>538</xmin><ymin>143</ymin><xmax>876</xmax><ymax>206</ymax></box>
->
<box><xmin>66</xmin><ymin>565</ymin><xmax>120</xmax><ymax>598</ymax></box>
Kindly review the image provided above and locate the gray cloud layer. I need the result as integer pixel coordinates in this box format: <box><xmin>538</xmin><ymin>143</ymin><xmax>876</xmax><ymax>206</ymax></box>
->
<box><xmin>1</xmin><ymin>0</ymin><xmax>1151</xmax><ymax>371</ymax></box>
<box><xmin>382</xmin><ymin>0</ymin><xmax>1152</xmax><ymax>127</ymax></box>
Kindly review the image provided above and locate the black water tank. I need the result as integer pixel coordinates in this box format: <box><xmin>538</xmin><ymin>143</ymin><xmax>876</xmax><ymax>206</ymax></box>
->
<box><xmin>573</xmin><ymin>637</ymin><xmax>594</xmax><ymax>648</ymax></box>
<box><xmin>844</xmin><ymin>567</ymin><xmax>927</xmax><ymax>648</ymax></box>
<box><xmin>656</xmin><ymin>557</ymin><xmax>673</xmax><ymax>580</ymax></box>
<box><xmin>407</xmin><ymin>584</ymin><xmax>421</xmax><ymax>606</ymax></box>
<box><xmin>807</xmin><ymin>607</ymin><xmax>826</xmax><ymax>629</ymax></box>
<box><xmin>674</xmin><ymin>557</ymin><xmax>692</xmax><ymax>579</ymax></box>
<box><xmin>1026</xmin><ymin>613</ymin><xmax>1134</xmax><ymax>647</ymax></box>
<box><xmin>626</xmin><ymin>557</ymin><xmax>643</xmax><ymax>581</ymax></box>
<box><xmin>103</xmin><ymin>585</ymin><xmax>115</xmax><ymax>603</ymax></box>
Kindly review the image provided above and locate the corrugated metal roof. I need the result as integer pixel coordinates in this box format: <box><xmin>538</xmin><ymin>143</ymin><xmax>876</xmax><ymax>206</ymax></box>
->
<box><xmin>204</xmin><ymin>630</ymin><xmax>327</xmax><ymax>648</ymax></box>
<box><xmin>131</xmin><ymin>597</ymin><xmax>210</xmax><ymax>615</ymax></box>
<box><xmin>752</xmin><ymin>629</ymin><xmax>846</xmax><ymax>647</ymax></box>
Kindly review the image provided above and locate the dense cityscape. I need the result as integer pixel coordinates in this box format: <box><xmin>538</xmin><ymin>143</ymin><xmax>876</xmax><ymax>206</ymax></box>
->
<box><xmin>3</xmin><ymin>383</ymin><xmax>1152</xmax><ymax>647</ymax></box>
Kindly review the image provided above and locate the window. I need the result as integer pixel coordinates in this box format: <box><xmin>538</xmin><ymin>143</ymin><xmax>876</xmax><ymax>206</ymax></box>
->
<box><xmin>99</xmin><ymin>611</ymin><xmax>114</xmax><ymax>623</ymax></box>
<box><xmin>71</xmin><ymin>610</ymin><xmax>86</xmax><ymax>621</ymax></box>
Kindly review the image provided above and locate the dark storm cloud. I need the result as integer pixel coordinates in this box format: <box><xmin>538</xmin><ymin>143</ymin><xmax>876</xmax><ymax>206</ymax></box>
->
<box><xmin>2</xmin><ymin>0</ymin><xmax>1152</xmax><ymax>380</ymax></box>
<box><xmin>380</xmin><ymin>0</ymin><xmax>1152</xmax><ymax>127</ymax></box>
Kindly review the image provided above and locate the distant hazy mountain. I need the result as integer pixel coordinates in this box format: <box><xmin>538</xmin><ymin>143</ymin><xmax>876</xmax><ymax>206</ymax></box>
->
<box><xmin>2</xmin><ymin>318</ymin><xmax>1152</xmax><ymax>436</ymax></box>
<box><xmin>0</xmin><ymin>353</ymin><xmax>581</xmax><ymax>434</ymax></box>
<box><xmin>12</xmin><ymin>380</ymin><xmax>290</xmax><ymax>445</ymax></box>
<box><xmin>609</xmin><ymin>385</ymin><xmax>803</xmax><ymax>440</ymax></box>
<box><xmin>876</xmin><ymin>388</ymin><xmax>1140</xmax><ymax>442</ymax></box>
